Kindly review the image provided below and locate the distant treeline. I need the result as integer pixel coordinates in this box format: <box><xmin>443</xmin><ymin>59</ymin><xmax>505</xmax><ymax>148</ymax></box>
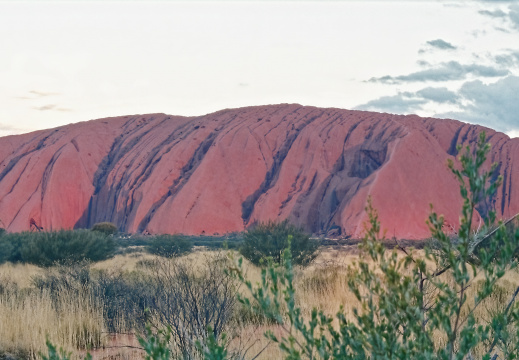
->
<box><xmin>0</xmin><ymin>227</ymin><xmax>244</xmax><ymax>267</ymax></box>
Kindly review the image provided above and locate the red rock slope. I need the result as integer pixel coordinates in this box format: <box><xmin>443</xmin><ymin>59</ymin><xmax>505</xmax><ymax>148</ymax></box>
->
<box><xmin>0</xmin><ymin>104</ymin><xmax>517</xmax><ymax>239</ymax></box>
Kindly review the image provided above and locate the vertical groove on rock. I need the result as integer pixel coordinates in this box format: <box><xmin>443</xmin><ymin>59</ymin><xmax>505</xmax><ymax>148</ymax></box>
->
<box><xmin>137</xmin><ymin>131</ymin><xmax>218</xmax><ymax>232</ymax></box>
<box><xmin>305</xmin><ymin>119</ymin><xmax>363</xmax><ymax>233</ymax></box>
<box><xmin>448</xmin><ymin>127</ymin><xmax>462</xmax><ymax>156</ymax></box>
<box><xmin>83</xmin><ymin>116</ymin><xmax>172</xmax><ymax>227</ymax></box>
<box><xmin>41</xmin><ymin>145</ymin><xmax>66</xmax><ymax>204</ymax></box>
<box><xmin>5</xmin><ymin>159</ymin><xmax>30</xmax><ymax>196</ymax></box>
<box><xmin>241</xmin><ymin>108</ymin><xmax>323</xmax><ymax>224</ymax></box>
<box><xmin>0</xmin><ymin>131</ymin><xmax>57</xmax><ymax>184</ymax></box>
<box><xmin>501</xmin><ymin>166</ymin><xmax>508</xmax><ymax>215</ymax></box>
<box><xmin>92</xmin><ymin>116</ymin><xmax>160</xmax><ymax>194</ymax></box>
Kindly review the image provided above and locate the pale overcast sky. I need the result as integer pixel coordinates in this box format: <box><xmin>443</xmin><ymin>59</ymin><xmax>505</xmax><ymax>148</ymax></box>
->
<box><xmin>1</xmin><ymin>1</ymin><xmax>518</xmax><ymax>138</ymax></box>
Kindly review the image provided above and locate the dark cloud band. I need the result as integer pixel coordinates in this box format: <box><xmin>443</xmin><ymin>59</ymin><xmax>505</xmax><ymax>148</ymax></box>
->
<box><xmin>368</xmin><ymin>61</ymin><xmax>508</xmax><ymax>84</ymax></box>
<box><xmin>426</xmin><ymin>39</ymin><xmax>457</xmax><ymax>50</ymax></box>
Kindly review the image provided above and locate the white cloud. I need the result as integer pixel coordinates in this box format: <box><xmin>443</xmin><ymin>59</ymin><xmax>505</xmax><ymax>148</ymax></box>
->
<box><xmin>507</xmin><ymin>129</ymin><xmax>519</xmax><ymax>138</ymax></box>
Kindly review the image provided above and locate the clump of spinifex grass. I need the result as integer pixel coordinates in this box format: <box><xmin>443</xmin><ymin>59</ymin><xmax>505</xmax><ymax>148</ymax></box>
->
<box><xmin>0</xmin><ymin>281</ymin><xmax>104</xmax><ymax>359</ymax></box>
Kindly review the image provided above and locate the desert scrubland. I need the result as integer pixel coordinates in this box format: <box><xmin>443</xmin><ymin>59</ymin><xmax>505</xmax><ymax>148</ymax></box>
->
<box><xmin>0</xmin><ymin>243</ymin><xmax>518</xmax><ymax>360</ymax></box>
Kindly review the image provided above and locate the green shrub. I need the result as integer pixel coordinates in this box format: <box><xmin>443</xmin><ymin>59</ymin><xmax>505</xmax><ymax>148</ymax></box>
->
<box><xmin>91</xmin><ymin>222</ymin><xmax>118</xmax><ymax>236</ymax></box>
<box><xmin>240</xmin><ymin>220</ymin><xmax>318</xmax><ymax>266</ymax></box>
<box><xmin>146</xmin><ymin>234</ymin><xmax>193</xmax><ymax>257</ymax></box>
<box><xmin>0</xmin><ymin>230</ymin><xmax>115</xmax><ymax>267</ymax></box>
<box><xmin>0</xmin><ymin>232</ymin><xmax>24</xmax><ymax>263</ymax></box>
<box><xmin>40</xmin><ymin>340</ymin><xmax>91</xmax><ymax>360</ymax></box>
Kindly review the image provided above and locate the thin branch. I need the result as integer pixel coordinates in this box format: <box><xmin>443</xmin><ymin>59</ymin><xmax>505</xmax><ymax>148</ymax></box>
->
<box><xmin>469</xmin><ymin>213</ymin><xmax>519</xmax><ymax>254</ymax></box>
<box><xmin>425</xmin><ymin>213</ymin><xmax>519</xmax><ymax>283</ymax></box>
<box><xmin>101</xmin><ymin>345</ymin><xmax>145</xmax><ymax>351</ymax></box>
<box><xmin>487</xmin><ymin>285</ymin><xmax>519</xmax><ymax>355</ymax></box>
<box><xmin>250</xmin><ymin>340</ymin><xmax>273</xmax><ymax>360</ymax></box>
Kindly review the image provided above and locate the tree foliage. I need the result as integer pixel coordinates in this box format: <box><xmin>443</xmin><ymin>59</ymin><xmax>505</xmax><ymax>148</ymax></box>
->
<box><xmin>240</xmin><ymin>220</ymin><xmax>318</xmax><ymax>266</ymax></box>
<box><xmin>91</xmin><ymin>222</ymin><xmax>118</xmax><ymax>236</ymax></box>
<box><xmin>146</xmin><ymin>234</ymin><xmax>193</xmax><ymax>257</ymax></box>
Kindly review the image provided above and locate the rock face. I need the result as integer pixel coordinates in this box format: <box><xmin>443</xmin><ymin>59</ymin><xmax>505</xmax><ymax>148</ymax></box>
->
<box><xmin>0</xmin><ymin>104</ymin><xmax>517</xmax><ymax>239</ymax></box>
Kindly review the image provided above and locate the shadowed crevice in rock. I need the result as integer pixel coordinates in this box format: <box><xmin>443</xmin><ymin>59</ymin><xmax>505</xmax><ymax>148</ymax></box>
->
<box><xmin>137</xmin><ymin>131</ymin><xmax>218</xmax><ymax>232</ymax></box>
<box><xmin>301</xmin><ymin>119</ymin><xmax>363</xmax><ymax>233</ymax></box>
<box><xmin>476</xmin><ymin>161</ymin><xmax>501</xmax><ymax>222</ymax></box>
<box><xmin>303</xmin><ymin>120</ymin><xmax>406</xmax><ymax>235</ymax></box>
<box><xmin>100</xmin><ymin>118</ymin><xmax>201</xmax><ymax>229</ymax></box>
<box><xmin>41</xmin><ymin>145</ymin><xmax>66</xmax><ymax>204</ymax></box>
<box><xmin>92</xmin><ymin>116</ymin><xmax>161</xmax><ymax>195</ymax></box>
<box><xmin>115</xmin><ymin>122</ymin><xmax>195</xmax><ymax>229</ymax></box>
<box><xmin>75</xmin><ymin>116</ymin><xmax>167</xmax><ymax>228</ymax></box>
<box><xmin>5</xmin><ymin>159</ymin><xmax>30</xmax><ymax>196</ymax></box>
<box><xmin>501</xmin><ymin>166</ymin><xmax>508</xmax><ymax>215</ymax></box>
<box><xmin>241</xmin><ymin>107</ymin><xmax>323</xmax><ymax>224</ymax></box>
<box><xmin>0</xmin><ymin>130</ymin><xmax>58</xmax><ymax>184</ymax></box>
<box><xmin>448</xmin><ymin>127</ymin><xmax>462</xmax><ymax>156</ymax></box>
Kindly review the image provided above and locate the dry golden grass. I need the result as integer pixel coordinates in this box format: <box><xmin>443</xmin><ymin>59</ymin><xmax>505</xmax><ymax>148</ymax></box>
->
<box><xmin>91</xmin><ymin>252</ymin><xmax>157</xmax><ymax>273</ymax></box>
<box><xmin>0</xmin><ymin>287</ymin><xmax>104</xmax><ymax>359</ymax></box>
<box><xmin>0</xmin><ymin>262</ymin><xmax>43</xmax><ymax>288</ymax></box>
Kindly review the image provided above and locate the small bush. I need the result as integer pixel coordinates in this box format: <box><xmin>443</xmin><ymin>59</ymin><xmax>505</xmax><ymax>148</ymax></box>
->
<box><xmin>91</xmin><ymin>269</ymin><xmax>156</xmax><ymax>332</ymax></box>
<box><xmin>91</xmin><ymin>222</ymin><xmax>118</xmax><ymax>236</ymax></box>
<box><xmin>146</xmin><ymin>235</ymin><xmax>193</xmax><ymax>257</ymax></box>
<box><xmin>0</xmin><ymin>230</ymin><xmax>115</xmax><ymax>267</ymax></box>
<box><xmin>240</xmin><ymin>220</ymin><xmax>319</xmax><ymax>266</ymax></box>
<box><xmin>150</xmin><ymin>252</ymin><xmax>239</xmax><ymax>358</ymax></box>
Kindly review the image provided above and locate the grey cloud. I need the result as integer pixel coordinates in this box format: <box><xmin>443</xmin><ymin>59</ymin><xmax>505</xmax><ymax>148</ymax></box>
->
<box><xmin>426</xmin><ymin>39</ymin><xmax>457</xmax><ymax>50</ymax></box>
<box><xmin>368</xmin><ymin>61</ymin><xmax>509</xmax><ymax>84</ymax></box>
<box><xmin>32</xmin><ymin>104</ymin><xmax>72</xmax><ymax>112</ymax></box>
<box><xmin>356</xmin><ymin>77</ymin><xmax>519</xmax><ymax>134</ymax></box>
<box><xmin>494</xmin><ymin>50</ymin><xmax>519</xmax><ymax>66</ymax></box>
<box><xmin>510</xmin><ymin>4</ymin><xmax>519</xmax><ymax>29</ymax></box>
<box><xmin>416</xmin><ymin>87</ymin><xmax>460</xmax><ymax>104</ymax></box>
<box><xmin>354</xmin><ymin>94</ymin><xmax>427</xmax><ymax>114</ymax></box>
<box><xmin>33</xmin><ymin>104</ymin><xmax>57</xmax><ymax>111</ymax></box>
<box><xmin>479</xmin><ymin>4</ymin><xmax>519</xmax><ymax>31</ymax></box>
<box><xmin>0</xmin><ymin>123</ymin><xmax>24</xmax><ymax>132</ymax></box>
<box><xmin>17</xmin><ymin>90</ymin><xmax>71</xmax><ymax>112</ymax></box>
<box><xmin>479</xmin><ymin>9</ymin><xmax>507</xmax><ymax>18</ymax></box>
<box><xmin>29</xmin><ymin>90</ymin><xmax>59</xmax><ymax>97</ymax></box>
<box><xmin>16</xmin><ymin>90</ymin><xmax>60</xmax><ymax>101</ymax></box>
<box><xmin>354</xmin><ymin>86</ymin><xmax>459</xmax><ymax>114</ymax></box>
<box><xmin>435</xmin><ymin>76</ymin><xmax>519</xmax><ymax>133</ymax></box>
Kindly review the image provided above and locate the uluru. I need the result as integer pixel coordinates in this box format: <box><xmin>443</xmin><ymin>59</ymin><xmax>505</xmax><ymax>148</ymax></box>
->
<box><xmin>0</xmin><ymin>104</ymin><xmax>517</xmax><ymax>239</ymax></box>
